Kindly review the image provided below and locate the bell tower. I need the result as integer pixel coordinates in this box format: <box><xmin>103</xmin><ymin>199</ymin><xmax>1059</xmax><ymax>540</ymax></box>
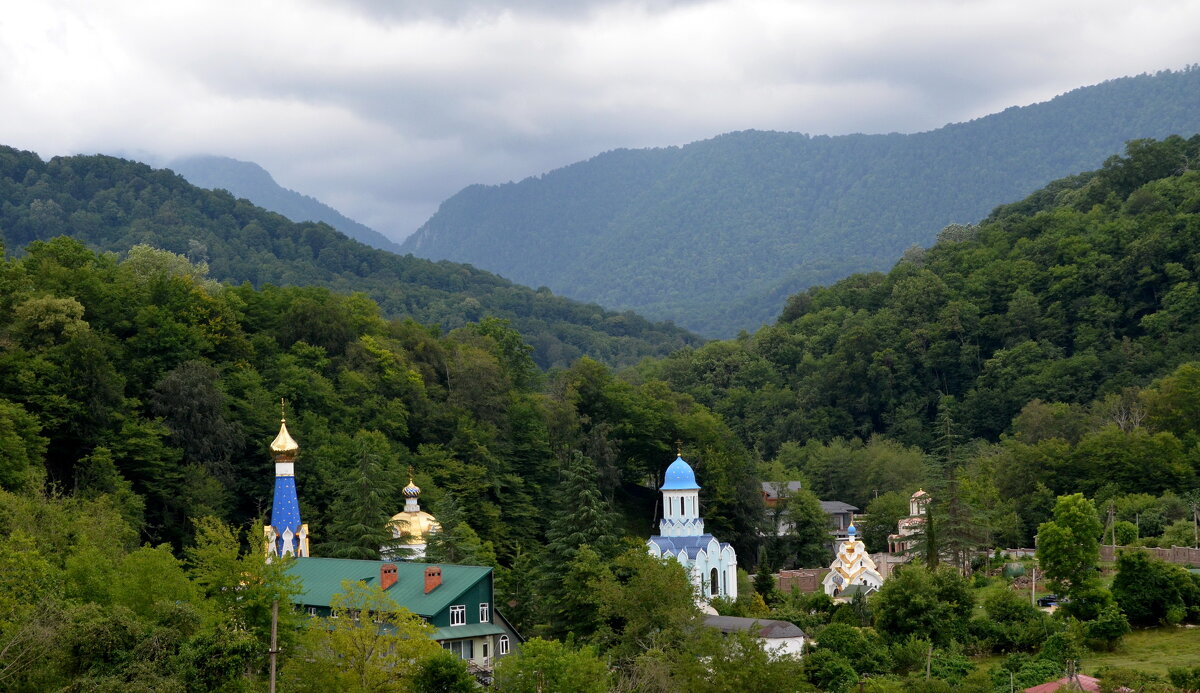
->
<box><xmin>264</xmin><ymin>400</ymin><xmax>310</xmax><ymax>558</ymax></box>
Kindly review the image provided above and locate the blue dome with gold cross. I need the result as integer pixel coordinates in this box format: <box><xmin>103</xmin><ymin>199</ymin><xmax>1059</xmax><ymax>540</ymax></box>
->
<box><xmin>660</xmin><ymin>455</ymin><xmax>701</xmax><ymax>490</ymax></box>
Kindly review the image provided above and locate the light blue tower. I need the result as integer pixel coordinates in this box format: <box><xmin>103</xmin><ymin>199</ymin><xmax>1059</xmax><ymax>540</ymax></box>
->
<box><xmin>647</xmin><ymin>448</ymin><xmax>738</xmax><ymax>600</ymax></box>
<box><xmin>264</xmin><ymin>404</ymin><xmax>309</xmax><ymax>558</ymax></box>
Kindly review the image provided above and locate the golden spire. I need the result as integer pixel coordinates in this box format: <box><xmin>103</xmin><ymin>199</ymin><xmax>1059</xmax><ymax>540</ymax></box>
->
<box><xmin>675</xmin><ymin>439</ymin><xmax>683</xmax><ymax>457</ymax></box>
<box><xmin>271</xmin><ymin>398</ymin><xmax>299</xmax><ymax>455</ymax></box>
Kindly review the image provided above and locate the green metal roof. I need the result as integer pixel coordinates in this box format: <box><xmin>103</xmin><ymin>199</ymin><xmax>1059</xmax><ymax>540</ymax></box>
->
<box><xmin>431</xmin><ymin>622</ymin><xmax>507</xmax><ymax>641</ymax></box>
<box><xmin>287</xmin><ymin>557</ymin><xmax>492</xmax><ymax>617</ymax></box>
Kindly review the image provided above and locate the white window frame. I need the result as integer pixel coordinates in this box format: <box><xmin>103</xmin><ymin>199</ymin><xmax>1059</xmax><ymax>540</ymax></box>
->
<box><xmin>498</xmin><ymin>635</ymin><xmax>510</xmax><ymax>655</ymax></box>
<box><xmin>442</xmin><ymin>639</ymin><xmax>473</xmax><ymax>660</ymax></box>
<box><xmin>479</xmin><ymin>602</ymin><xmax>489</xmax><ymax>622</ymax></box>
<box><xmin>449</xmin><ymin>604</ymin><xmax>466</xmax><ymax>626</ymax></box>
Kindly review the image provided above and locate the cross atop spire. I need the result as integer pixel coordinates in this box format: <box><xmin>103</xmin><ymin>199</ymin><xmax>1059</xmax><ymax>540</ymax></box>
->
<box><xmin>675</xmin><ymin>439</ymin><xmax>683</xmax><ymax>457</ymax></box>
<box><xmin>280</xmin><ymin>397</ymin><xmax>286</xmax><ymax>422</ymax></box>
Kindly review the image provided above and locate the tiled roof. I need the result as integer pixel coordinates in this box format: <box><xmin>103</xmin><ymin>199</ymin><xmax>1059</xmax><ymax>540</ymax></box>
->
<box><xmin>703</xmin><ymin>615</ymin><xmax>806</xmax><ymax>639</ymax></box>
<box><xmin>819</xmin><ymin>500</ymin><xmax>859</xmax><ymax>514</ymax></box>
<box><xmin>761</xmin><ymin>481</ymin><xmax>804</xmax><ymax>499</ymax></box>
<box><xmin>648</xmin><ymin>534</ymin><xmax>729</xmax><ymax>559</ymax></box>
<box><xmin>287</xmin><ymin>557</ymin><xmax>490</xmax><ymax>617</ymax></box>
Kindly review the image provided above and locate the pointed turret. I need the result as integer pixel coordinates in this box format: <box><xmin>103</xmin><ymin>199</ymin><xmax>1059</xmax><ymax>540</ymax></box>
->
<box><xmin>265</xmin><ymin>400</ymin><xmax>309</xmax><ymax>558</ymax></box>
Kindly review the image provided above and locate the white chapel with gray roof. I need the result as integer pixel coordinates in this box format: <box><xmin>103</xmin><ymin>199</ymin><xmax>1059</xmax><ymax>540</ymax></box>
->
<box><xmin>647</xmin><ymin>453</ymin><xmax>738</xmax><ymax>601</ymax></box>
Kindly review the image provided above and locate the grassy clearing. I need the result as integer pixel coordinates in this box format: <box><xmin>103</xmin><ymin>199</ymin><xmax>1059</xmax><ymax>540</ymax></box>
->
<box><xmin>1081</xmin><ymin>626</ymin><xmax>1200</xmax><ymax>675</ymax></box>
<box><xmin>971</xmin><ymin>627</ymin><xmax>1200</xmax><ymax>676</ymax></box>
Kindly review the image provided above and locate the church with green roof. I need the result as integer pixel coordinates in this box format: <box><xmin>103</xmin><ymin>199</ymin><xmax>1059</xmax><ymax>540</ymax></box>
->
<box><xmin>262</xmin><ymin>406</ymin><xmax>520</xmax><ymax>675</ymax></box>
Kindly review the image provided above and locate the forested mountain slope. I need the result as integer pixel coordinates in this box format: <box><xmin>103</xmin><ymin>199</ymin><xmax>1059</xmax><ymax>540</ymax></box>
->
<box><xmin>404</xmin><ymin>67</ymin><xmax>1200</xmax><ymax>337</ymax></box>
<box><xmin>167</xmin><ymin>154</ymin><xmax>405</xmax><ymax>253</ymax></box>
<box><xmin>0</xmin><ymin>147</ymin><xmax>701</xmax><ymax>368</ymax></box>
<box><xmin>637</xmin><ymin>135</ymin><xmax>1200</xmax><ymax>457</ymax></box>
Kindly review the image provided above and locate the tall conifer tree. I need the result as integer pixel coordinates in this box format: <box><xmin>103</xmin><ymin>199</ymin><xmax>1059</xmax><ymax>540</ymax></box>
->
<box><xmin>323</xmin><ymin>431</ymin><xmax>402</xmax><ymax>560</ymax></box>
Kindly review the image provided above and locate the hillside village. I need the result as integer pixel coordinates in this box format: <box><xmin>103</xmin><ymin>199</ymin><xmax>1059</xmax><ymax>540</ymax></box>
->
<box><xmin>3</xmin><ymin>78</ymin><xmax>1200</xmax><ymax>693</ymax></box>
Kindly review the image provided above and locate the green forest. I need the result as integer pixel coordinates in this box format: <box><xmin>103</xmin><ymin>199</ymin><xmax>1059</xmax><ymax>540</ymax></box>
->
<box><xmin>403</xmin><ymin>67</ymin><xmax>1200</xmax><ymax>337</ymax></box>
<box><xmin>0</xmin><ymin>146</ymin><xmax>701</xmax><ymax>371</ymax></box>
<box><xmin>4</xmin><ymin>137</ymin><xmax>1200</xmax><ymax>690</ymax></box>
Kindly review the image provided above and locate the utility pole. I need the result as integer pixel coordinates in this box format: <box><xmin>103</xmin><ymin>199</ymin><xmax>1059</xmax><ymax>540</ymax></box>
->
<box><xmin>269</xmin><ymin>599</ymin><xmax>279</xmax><ymax>693</ymax></box>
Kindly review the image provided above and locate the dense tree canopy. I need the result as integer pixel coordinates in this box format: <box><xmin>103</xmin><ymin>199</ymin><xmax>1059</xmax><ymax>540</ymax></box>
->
<box><xmin>0</xmin><ymin>146</ymin><xmax>701</xmax><ymax>370</ymax></box>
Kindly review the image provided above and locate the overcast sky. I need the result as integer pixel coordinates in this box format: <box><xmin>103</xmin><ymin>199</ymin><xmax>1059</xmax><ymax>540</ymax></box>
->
<box><xmin>2</xmin><ymin>1</ymin><xmax>1198</xmax><ymax>240</ymax></box>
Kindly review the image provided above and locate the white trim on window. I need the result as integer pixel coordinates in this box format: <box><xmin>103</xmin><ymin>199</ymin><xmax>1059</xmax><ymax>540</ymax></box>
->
<box><xmin>498</xmin><ymin>635</ymin><xmax>510</xmax><ymax>655</ymax></box>
<box><xmin>449</xmin><ymin>604</ymin><xmax>466</xmax><ymax>626</ymax></box>
<box><xmin>479</xmin><ymin>602</ymin><xmax>489</xmax><ymax>622</ymax></box>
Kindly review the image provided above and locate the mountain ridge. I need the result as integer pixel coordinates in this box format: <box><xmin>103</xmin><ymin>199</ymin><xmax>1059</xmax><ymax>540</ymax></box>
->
<box><xmin>0</xmin><ymin>147</ymin><xmax>702</xmax><ymax>369</ymax></box>
<box><xmin>166</xmin><ymin>154</ymin><xmax>405</xmax><ymax>254</ymax></box>
<box><xmin>402</xmin><ymin>67</ymin><xmax>1200</xmax><ymax>337</ymax></box>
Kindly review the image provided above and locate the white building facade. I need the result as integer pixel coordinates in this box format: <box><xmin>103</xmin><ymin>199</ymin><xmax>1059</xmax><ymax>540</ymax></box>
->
<box><xmin>647</xmin><ymin>454</ymin><xmax>738</xmax><ymax>601</ymax></box>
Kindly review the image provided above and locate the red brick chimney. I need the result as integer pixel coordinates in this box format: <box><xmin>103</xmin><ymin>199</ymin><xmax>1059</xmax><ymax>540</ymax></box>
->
<box><xmin>424</xmin><ymin>565</ymin><xmax>442</xmax><ymax>593</ymax></box>
<box><xmin>380</xmin><ymin>563</ymin><xmax>398</xmax><ymax>591</ymax></box>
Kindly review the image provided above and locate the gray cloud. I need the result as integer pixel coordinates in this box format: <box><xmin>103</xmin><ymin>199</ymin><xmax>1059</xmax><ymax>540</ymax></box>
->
<box><xmin>1</xmin><ymin>0</ymin><xmax>1198</xmax><ymax>240</ymax></box>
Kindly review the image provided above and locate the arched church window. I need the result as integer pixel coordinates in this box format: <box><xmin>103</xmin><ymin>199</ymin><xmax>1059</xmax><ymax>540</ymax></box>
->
<box><xmin>710</xmin><ymin>568</ymin><xmax>719</xmax><ymax>596</ymax></box>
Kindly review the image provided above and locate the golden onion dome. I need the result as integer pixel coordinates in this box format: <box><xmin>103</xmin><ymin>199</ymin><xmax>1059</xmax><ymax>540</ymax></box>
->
<box><xmin>271</xmin><ymin>419</ymin><xmax>299</xmax><ymax>455</ymax></box>
<box><xmin>389</xmin><ymin>510</ymin><xmax>440</xmax><ymax>544</ymax></box>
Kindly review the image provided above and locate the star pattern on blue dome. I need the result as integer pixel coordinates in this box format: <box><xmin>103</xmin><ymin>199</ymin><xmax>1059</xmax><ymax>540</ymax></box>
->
<box><xmin>660</xmin><ymin>455</ymin><xmax>701</xmax><ymax>490</ymax></box>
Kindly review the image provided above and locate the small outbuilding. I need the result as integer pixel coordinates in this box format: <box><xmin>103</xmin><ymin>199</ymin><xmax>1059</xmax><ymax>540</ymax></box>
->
<box><xmin>702</xmin><ymin>615</ymin><xmax>807</xmax><ymax>657</ymax></box>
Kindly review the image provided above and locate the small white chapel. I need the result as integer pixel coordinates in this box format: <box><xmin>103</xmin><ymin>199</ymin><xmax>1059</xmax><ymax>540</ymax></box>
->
<box><xmin>646</xmin><ymin>452</ymin><xmax>738</xmax><ymax>601</ymax></box>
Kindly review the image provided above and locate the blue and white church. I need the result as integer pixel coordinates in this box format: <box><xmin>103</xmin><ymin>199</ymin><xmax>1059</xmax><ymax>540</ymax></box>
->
<box><xmin>646</xmin><ymin>453</ymin><xmax>738</xmax><ymax>601</ymax></box>
<box><xmin>264</xmin><ymin>407</ymin><xmax>310</xmax><ymax>559</ymax></box>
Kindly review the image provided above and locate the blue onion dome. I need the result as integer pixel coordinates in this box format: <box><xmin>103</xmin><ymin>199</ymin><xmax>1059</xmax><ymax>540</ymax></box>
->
<box><xmin>660</xmin><ymin>455</ymin><xmax>701</xmax><ymax>490</ymax></box>
<box><xmin>847</xmin><ymin>523</ymin><xmax>857</xmax><ymax>536</ymax></box>
<box><xmin>403</xmin><ymin>477</ymin><xmax>421</xmax><ymax>498</ymax></box>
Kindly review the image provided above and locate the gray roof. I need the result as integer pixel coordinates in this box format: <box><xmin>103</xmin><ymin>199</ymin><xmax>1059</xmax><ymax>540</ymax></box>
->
<box><xmin>648</xmin><ymin>534</ymin><xmax>730</xmax><ymax>559</ymax></box>
<box><xmin>703</xmin><ymin>615</ymin><xmax>806</xmax><ymax>639</ymax></box>
<box><xmin>819</xmin><ymin>500</ymin><xmax>859</xmax><ymax>514</ymax></box>
<box><xmin>761</xmin><ymin>481</ymin><xmax>804</xmax><ymax>499</ymax></box>
<box><xmin>837</xmin><ymin>584</ymin><xmax>877</xmax><ymax>597</ymax></box>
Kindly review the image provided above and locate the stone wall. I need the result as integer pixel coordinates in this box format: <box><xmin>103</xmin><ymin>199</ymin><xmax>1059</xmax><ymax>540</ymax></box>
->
<box><xmin>1099</xmin><ymin>544</ymin><xmax>1200</xmax><ymax>566</ymax></box>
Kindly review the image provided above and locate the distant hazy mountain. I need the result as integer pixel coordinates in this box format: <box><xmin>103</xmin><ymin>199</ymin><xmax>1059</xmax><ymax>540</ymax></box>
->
<box><xmin>0</xmin><ymin>147</ymin><xmax>702</xmax><ymax>369</ymax></box>
<box><xmin>402</xmin><ymin>67</ymin><xmax>1200</xmax><ymax>337</ymax></box>
<box><xmin>168</xmin><ymin>155</ymin><xmax>404</xmax><ymax>254</ymax></box>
